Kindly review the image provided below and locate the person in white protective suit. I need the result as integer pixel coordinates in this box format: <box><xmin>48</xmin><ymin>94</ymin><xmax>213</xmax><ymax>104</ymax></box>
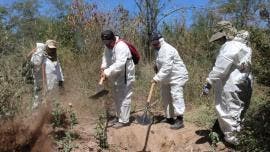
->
<box><xmin>203</xmin><ymin>24</ymin><xmax>253</xmax><ymax>145</ymax></box>
<box><xmin>29</xmin><ymin>43</ymin><xmax>46</xmax><ymax>108</ymax></box>
<box><xmin>30</xmin><ymin>40</ymin><xmax>64</xmax><ymax>109</ymax></box>
<box><xmin>151</xmin><ymin>32</ymin><xmax>189</xmax><ymax>129</ymax></box>
<box><xmin>43</xmin><ymin>40</ymin><xmax>64</xmax><ymax>92</ymax></box>
<box><xmin>100</xmin><ymin>30</ymin><xmax>135</xmax><ymax>129</ymax></box>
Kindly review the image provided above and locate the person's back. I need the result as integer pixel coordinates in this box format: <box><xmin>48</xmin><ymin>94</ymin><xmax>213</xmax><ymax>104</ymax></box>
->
<box><xmin>31</xmin><ymin>43</ymin><xmax>46</xmax><ymax>89</ymax></box>
<box><xmin>155</xmin><ymin>38</ymin><xmax>188</xmax><ymax>85</ymax></box>
<box><xmin>30</xmin><ymin>43</ymin><xmax>46</xmax><ymax>108</ymax></box>
<box><xmin>212</xmin><ymin>32</ymin><xmax>252</xmax><ymax>92</ymax></box>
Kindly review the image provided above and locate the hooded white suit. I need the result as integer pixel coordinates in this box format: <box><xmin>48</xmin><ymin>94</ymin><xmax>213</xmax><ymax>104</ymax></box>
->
<box><xmin>206</xmin><ymin>31</ymin><xmax>252</xmax><ymax>144</ymax></box>
<box><xmin>31</xmin><ymin>43</ymin><xmax>46</xmax><ymax>104</ymax></box>
<box><xmin>101</xmin><ymin>36</ymin><xmax>135</xmax><ymax>123</ymax></box>
<box><xmin>153</xmin><ymin>38</ymin><xmax>189</xmax><ymax>118</ymax></box>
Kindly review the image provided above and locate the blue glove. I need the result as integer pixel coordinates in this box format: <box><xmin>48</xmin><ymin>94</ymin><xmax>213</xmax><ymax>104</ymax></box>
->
<box><xmin>202</xmin><ymin>83</ymin><xmax>212</xmax><ymax>95</ymax></box>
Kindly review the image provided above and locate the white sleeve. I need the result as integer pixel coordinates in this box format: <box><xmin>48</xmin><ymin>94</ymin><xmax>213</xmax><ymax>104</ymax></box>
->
<box><xmin>103</xmin><ymin>42</ymin><xmax>129</xmax><ymax>77</ymax></box>
<box><xmin>153</xmin><ymin>48</ymin><xmax>173</xmax><ymax>82</ymax></box>
<box><xmin>206</xmin><ymin>46</ymin><xmax>235</xmax><ymax>85</ymax></box>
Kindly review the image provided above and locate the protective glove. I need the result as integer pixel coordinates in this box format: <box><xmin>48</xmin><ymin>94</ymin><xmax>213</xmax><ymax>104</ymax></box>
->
<box><xmin>202</xmin><ymin>82</ymin><xmax>212</xmax><ymax>95</ymax></box>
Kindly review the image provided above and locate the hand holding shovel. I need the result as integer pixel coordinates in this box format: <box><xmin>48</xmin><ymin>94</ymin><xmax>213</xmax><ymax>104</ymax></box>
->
<box><xmin>137</xmin><ymin>82</ymin><xmax>156</xmax><ymax>125</ymax></box>
<box><xmin>90</xmin><ymin>73</ymin><xmax>109</xmax><ymax>99</ymax></box>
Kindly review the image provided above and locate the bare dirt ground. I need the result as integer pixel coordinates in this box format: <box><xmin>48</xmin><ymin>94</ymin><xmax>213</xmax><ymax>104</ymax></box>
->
<box><xmin>108</xmin><ymin>122</ymin><xmax>212</xmax><ymax>152</ymax></box>
<box><xmin>0</xmin><ymin>103</ymin><xmax>55</xmax><ymax>152</ymax></box>
<box><xmin>0</xmin><ymin>80</ymin><xmax>231</xmax><ymax>152</ymax></box>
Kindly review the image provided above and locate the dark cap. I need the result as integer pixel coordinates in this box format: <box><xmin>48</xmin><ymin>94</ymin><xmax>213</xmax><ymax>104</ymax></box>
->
<box><xmin>101</xmin><ymin>30</ymin><xmax>115</xmax><ymax>40</ymax></box>
<box><xmin>151</xmin><ymin>32</ymin><xmax>162</xmax><ymax>41</ymax></box>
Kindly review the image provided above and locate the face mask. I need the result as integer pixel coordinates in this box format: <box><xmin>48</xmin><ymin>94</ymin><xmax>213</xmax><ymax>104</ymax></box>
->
<box><xmin>103</xmin><ymin>39</ymin><xmax>114</xmax><ymax>49</ymax></box>
<box><xmin>105</xmin><ymin>44</ymin><xmax>113</xmax><ymax>49</ymax></box>
<box><xmin>47</xmin><ymin>48</ymin><xmax>57</xmax><ymax>61</ymax></box>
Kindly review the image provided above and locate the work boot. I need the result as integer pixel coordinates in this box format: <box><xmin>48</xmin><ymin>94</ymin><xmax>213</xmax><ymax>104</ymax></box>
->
<box><xmin>212</xmin><ymin>119</ymin><xmax>224</xmax><ymax>139</ymax></box>
<box><xmin>108</xmin><ymin>117</ymin><xmax>118</xmax><ymax>127</ymax></box>
<box><xmin>161</xmin><ymin>118</ymin><xmax>175</xmax><ymax>125</ymax></box>
<box><xmin>170</xmin><ymin>116</ymin><xmax>184</xmax><ymax>130</ymax></box>
<box><xmin>113</xmin><ymin>122</ymin><xmax>130</xmax><ymax>129</ymax></box>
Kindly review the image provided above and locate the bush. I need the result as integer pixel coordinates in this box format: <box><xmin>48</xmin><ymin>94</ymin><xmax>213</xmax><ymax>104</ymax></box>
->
<box><xmin>238</xmin><ymin>96</ymin><xmax>270</xmax><ymax>151</ymax></box>
<box><xmin>250</xmin><ymin>28</ymin><xmax>270</xmax><ymax>87</ymax></box>
<box><xmin>0</xmin><ymin>54</ymin><xmax>29</xmax><ymax>119</ymax></box>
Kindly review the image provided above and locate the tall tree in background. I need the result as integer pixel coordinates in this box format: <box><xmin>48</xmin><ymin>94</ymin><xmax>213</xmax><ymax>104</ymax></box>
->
<box><xmin>259</xmin><ymin>1</ymin><xmax>270</xmax><ymax>27</ymax></box>
<box><xmin>0</xmin><ymin>6</ymin><xmax>12</xmax><ymax>56</ymax></box>
<box><xmin>9</xmin><ymin>0</ymin><xmax>40</xmax><ymax>44</ymax></box>
<box><xmin>136</xmin><ymin>0</ymin><xmax>161</xmax><ymax>62</ymax></box>
<box><xmin>136</xmin><ymin>0</ymin><xmax>184</xmax><ymax>62</ymax></box>
<box><xmin>210</xmin><ymin>0</ymin><xmax>261</xmax><ymax>28</ymax></box>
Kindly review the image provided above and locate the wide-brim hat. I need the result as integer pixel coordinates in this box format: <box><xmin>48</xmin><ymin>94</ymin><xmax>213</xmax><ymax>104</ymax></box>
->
<box><xmin>45</xmin><ymin>40</ymin><xmax>57</xmax><ymax>49</ymax></box>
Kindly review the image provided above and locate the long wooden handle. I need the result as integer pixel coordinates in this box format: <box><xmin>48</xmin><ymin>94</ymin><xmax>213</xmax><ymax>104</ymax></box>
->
<box><xmin>147</xmin><ymin>83</ymin><xmax>155</xmax><ymax>103</ymax></box>
<box><xmin>99</xmin><ymin>76</ymin><xmax>105</xmax><ymax>85</ymax></box>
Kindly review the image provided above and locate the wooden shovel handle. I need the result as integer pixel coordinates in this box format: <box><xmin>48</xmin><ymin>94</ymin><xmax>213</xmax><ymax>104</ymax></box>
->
<box><xmin>99</xmin><ymin>76</ymin><xmax>105</xmax><ymax>85</ymax></box>
<box><xmin>147</xmin><ymin>83</ymin><xmax>155</xmax><ymax>103</ymax></box>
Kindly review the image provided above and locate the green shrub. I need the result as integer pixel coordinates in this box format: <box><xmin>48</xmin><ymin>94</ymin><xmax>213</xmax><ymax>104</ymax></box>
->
<box><xmin>250</xmin><ymin>28</ymin><xmax>270</xmax><ymax>87</ymax></box>
<box><xmin>238</xmin><ymin>97</ymin><xmax>270</xmax><ymax>151</ymax></box>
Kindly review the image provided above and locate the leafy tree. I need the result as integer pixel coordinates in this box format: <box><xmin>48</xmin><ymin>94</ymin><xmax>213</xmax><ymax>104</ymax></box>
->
<box><xmin>0</xmin><ymin>6</ymin><xmax>13</xmax><ymax>56</ymax></box>
<box><xmin>135</xmin><ymin>0</ymin><xmax>161</xmax><ymax>62</ymax></box>
<box><xmin>210</xmin><ymin>0</ymin><xmax>261</xmax><ymax>28</ymax></box>
<box><xmin>9</xmin><ymin>0</ymin><xmax>41</xmax><ymax>44</ymax></box>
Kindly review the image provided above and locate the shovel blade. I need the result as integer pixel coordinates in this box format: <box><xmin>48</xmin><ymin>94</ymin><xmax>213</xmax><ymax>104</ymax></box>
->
<box><xmin>90</xmin><ymin>89</ymin><xmax>109</xmax><ymax>99</ymax></box>
<box><xmin>137</xmin><ymin>110</ymin><xmax>153</xmax><ymax>125</ymax></box>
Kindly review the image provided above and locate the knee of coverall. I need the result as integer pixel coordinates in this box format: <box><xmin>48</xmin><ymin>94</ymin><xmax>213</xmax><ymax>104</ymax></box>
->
<box><xmin>161</xmin><ymin>84</ymin><xmax>172</xmax><ymax>106</ymax></box>
<box><xmin>222</xmin><ymin>91</ymin><xmax>244</xmax><ymax>113</ymax></box>
<box><xmin>170</xmin><ymin>84</ymin><xmax>185</xmax><ymax>115</ymax></box>
<box><xmin>113</xmin><ymin>80</ymin><xmax>133</xmax><ymax>106</ymax></box>
<box><xmin>217</xmin><ymin>92</ymin><xmax>242</xmax><ymax>122</ymax></box>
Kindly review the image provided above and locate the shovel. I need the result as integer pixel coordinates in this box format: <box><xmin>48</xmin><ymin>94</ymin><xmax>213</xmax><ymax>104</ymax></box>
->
<box><xmin>137</xmin><ymin>82</ymin><xmax>156</xmax><ymax>125</ymax></box>
<box><xmin>90</xmin><ymin>76</ymin><xmax>109</xmax><ymax>99</ymax></box>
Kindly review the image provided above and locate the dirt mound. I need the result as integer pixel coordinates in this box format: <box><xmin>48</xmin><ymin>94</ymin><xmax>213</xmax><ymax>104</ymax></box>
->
<box><xmin>107</xmin><ymin>122</ymin><xmax>213</xmax><ymax>152</ymax></box>
<box><xmin>0</xmin><ymin>104</ymin><xmax>55</xmax><ymax>152</ymax></box>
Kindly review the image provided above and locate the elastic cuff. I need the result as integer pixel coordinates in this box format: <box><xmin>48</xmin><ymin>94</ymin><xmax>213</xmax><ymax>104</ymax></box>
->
<box><xmin>153</xmin><ymin>76</ymin><xmax>159</xmax><ymax>82</ymax></box>
<box><xmin>206</xmin><ymin>78</ymin><xmax>213</xmax><ymax>85</ymax></box>
<box><xmin>104</xmin><ymin>69</ymin><xmax>110</xmax><ymax>77</ymax></box>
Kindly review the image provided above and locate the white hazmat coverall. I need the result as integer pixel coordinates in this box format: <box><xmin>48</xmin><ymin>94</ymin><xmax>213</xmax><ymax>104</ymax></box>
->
<box><xmin>44</xmin><ymin>57</ymin><xmax>64</xmax><ymax>91</ymax></box>
<box><xmin>153</xmin><ymin>38</ymin><xmax>189</xmax><ymax>118</ymax></box>
<box><xmin>206</xmin><ymin>32</ymin><xmax>252</xmax><ymax>144</ymax></box>
<box><xmin>31</xmin><ymin>43</ymin><xmax>46</xmax><ymax>103</ymax></box>
<box><xmin>101</xmin><ymin>36</ymin><xmax>135</xmax><ymax>124</ymax></box>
